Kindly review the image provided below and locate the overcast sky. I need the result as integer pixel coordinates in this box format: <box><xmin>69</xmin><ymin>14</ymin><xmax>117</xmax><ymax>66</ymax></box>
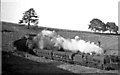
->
<box><xmin>1</xmin><ymin>0</ymin><xmax>119</xmax><ymax>31</ymax></box>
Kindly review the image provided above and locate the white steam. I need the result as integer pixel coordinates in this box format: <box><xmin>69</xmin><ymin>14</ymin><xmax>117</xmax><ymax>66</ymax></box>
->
<box><xmin>53</xmin><ymin>36</ymin><xmax>103</xmax><ymax>54</ymax></box>
<box><xmin>35</xmin><ymin>30</ymin><xmax>104</xmax><ymax>55</ymax></box>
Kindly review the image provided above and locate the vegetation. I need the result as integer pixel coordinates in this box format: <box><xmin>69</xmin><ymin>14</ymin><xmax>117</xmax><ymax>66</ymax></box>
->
<box><xmin>19</xmin><ymin>8</ymin><xmax>39</xmax><ymax>29</ymax></box>
<box><xmin>106</xmin><ymin>22</ymin><xmax>118</xmax><ymax>34</ymax></box>
<box><xmin>88</xmin><ymin>18</ymin><xmax>106</xmax><ymax>32</ymax></box>
<box><xmin>2</xmin><ymin>21</ymin><xmax>119</xmax><ymax>74</ymax></box>
<box><xmin>2</xmin><ymin>21</ymin><xmax>118</xmax><ymax>52</ymax></box>
<box><xmin>88</xmin><ymin>18</ymin><xmax>118</xmax><ymax>34</ymax></box>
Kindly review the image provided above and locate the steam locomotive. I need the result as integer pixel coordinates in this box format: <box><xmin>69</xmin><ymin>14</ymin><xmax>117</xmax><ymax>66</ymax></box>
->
<box><xmin>13</xmin><ymin>33</ymin><xmax>120</xmax><ymax>70</ymax></box>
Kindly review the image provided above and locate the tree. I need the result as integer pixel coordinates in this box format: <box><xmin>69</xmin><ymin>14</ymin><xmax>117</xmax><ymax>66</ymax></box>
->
<box><xmin>19</xmin><ymin>8</ymin><xmax>39</xmax><ymax>29</ymax></box>
<box><xmin>106</xmin><ymin>22</ymin><xmax>118</xmax><ymax>34</ymax></box>
<box><xmin>88</xmin><ymin>18</ymin><xmax>106</xmax><ymax>32</ymax></box>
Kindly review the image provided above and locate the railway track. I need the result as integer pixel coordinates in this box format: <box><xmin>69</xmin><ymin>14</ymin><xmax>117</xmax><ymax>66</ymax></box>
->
<box><xmin>2</xmin><ymin>50</ymin><xmax>119</xmax><ymax>74</ymax></box>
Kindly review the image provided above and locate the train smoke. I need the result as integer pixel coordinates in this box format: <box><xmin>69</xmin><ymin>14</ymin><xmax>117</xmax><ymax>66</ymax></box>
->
<box><xmin>53</xmin><ymin>36</ymin><xmax>103</xmax><ymax>54</ymax></box>
<box><xmin>36</xmin><ymin>30</ymin><xmax>104</xmax><ymax>54</ymax></box>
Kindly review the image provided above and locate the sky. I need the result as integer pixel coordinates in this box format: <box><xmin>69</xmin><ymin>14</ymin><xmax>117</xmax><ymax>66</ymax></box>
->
<box><xmin>1</xmin><ymin>0</ymin><xmax>119</xmax><ymax>31</ymax></box>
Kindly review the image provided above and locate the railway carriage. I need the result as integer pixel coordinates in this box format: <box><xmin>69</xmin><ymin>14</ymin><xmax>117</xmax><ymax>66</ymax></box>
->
<box><xmin>52</xmin><ymin>50</ymin><xmax>74</xmax><ymax>63</ymax></box>
<box><xmin>33</xmin><ymin>49</ymin><xmax>53</xmax><ymax>59</ymax></box>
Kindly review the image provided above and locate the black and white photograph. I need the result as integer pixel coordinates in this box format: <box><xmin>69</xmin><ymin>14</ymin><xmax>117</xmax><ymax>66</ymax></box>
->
<box><xmin>1</xmin><ymin>0</ymin><xmax>120</xmax><ymax>74</ymax></box>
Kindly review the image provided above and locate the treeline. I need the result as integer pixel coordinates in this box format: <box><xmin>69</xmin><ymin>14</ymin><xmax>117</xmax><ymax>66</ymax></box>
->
<box><xmin>88</xmin><ymin>18</ymin><xmax>118</xmax><ymax>34</ymax></box>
